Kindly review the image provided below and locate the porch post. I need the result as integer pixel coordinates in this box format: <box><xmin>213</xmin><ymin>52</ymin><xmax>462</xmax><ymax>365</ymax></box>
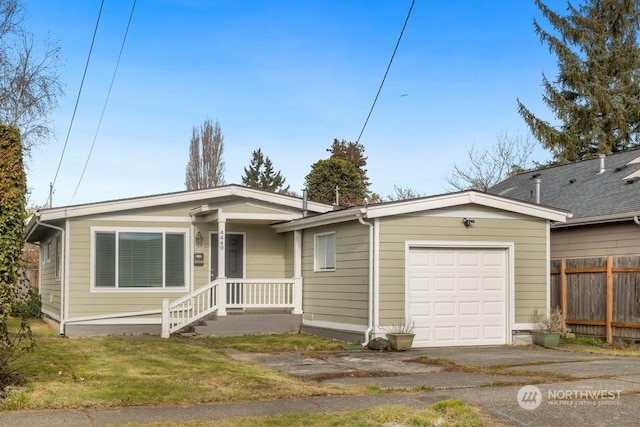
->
<box><xmin>293</xmin><ymin>230</ymin><xmax>303</xmax><ymax>314</ymax></box>
<box><xmin>161</xmin><ymin>299</ymin><xmax>170</xmax><ymax>338</ymax></box>
<box><xmin>217</xmin><ymin>218</ymin><xmax>227</xmax><ymax>316</ymax></box>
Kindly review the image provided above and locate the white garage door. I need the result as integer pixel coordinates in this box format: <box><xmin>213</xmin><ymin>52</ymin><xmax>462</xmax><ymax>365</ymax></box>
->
<box><xmin>408</xmin><ymin>247</ymin><xmax>508</xmax><ymax>347</ymax></box>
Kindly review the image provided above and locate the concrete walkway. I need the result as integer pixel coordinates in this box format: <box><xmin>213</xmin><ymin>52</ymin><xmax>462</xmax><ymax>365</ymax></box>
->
<box><xmin>1</xmin><ymin>346</ymin><xmax>639</xmax><ymax>426</ymax></box>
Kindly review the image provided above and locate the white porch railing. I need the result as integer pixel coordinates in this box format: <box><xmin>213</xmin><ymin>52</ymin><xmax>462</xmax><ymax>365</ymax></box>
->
<box><xmin>226</xmin><ymin>279</ymin><xmax>295</xmax><ymax>308</ymax></box>
<box><xmin>161</xmin><ymin>278</ymin><xmax>297</xmax><ymax>338</ymax></box>
<box><xmin>162</xmin><ymin>280</ymin><xmax>219</xmax><ymax>338</ymax></box>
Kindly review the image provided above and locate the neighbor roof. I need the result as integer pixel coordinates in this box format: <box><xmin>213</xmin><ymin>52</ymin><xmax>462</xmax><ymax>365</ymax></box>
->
<box><xmin>489</xmin><ymin>148</ymin><xmax>640</xmax><ymax>224</ymax></box>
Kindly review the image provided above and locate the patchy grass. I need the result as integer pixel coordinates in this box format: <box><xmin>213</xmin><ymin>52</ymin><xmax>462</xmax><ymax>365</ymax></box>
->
<box><xmin>562</xmin><ymin>336</ymin><xmax>640</xmax><ymax>357</ymax></box>
<box><xmin>199</xmin><ymin>333</ymin><xmax>348</xmax><ymax>352</ymax></box>
<box><xmin>122</xmin><ymin>399</ymin><xmax>493</xmax><ymax>427</ymax></box>
<box><xmin>1</xmin><ymin>322</ymin><xmax>361</xmax><ymax>411</ymax></box>
<box><xmin>413</xmin><ymin>356</ymin><xmax>575</xmax><ymax>382</ymax></box>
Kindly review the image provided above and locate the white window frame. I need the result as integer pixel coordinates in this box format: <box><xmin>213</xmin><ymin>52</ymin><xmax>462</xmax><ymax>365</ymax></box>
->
<box><xmin>54</xmin><ymin>234</ymin><xmax>61</xmax><ymax>280</ymax></box>
<box><xmin>90</xmin><ymin>226</ymin><xmax>189</xmax><ymax>292</ymax></box>
<box><xmin>44</xmin><ymin>238</ymin><xmax>55</xmax><ymax>264</ymax></box>
<box><xmin>314</xmin><ymin>232</ymin><xmax>336</xmax><ymax>272</ymax></box>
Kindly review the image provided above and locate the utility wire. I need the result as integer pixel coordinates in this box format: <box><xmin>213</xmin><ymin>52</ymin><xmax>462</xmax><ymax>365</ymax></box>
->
<box><xmin>69</xmin><ymin>0</ymin><xmax>137</xmax><ymax>205</ymax></box>
<box><xmin>47</xmin><ymin>0</ymin><xmax>105</xmax><ymax>208</ymax></box>
<box><xmin>355</xmin><ymin>0</ymin><xmax>415</xmax><ymax>144</ymax></box>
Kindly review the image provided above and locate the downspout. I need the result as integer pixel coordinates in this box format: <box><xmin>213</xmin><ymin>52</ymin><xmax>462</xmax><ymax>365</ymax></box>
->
<box><xmin>634</xmin><ymin>216</ymin><xmax>640</xmax><ymax>226</ymax></box>
<box><xmin>356</xmin><ymin>211</ymin><xmax>374</xmax><ymax>347</ymax></box>
<box><xmin>34</xmin><ymin>214</ymin><xmax>66</xmax><ymax>335</ymax></box>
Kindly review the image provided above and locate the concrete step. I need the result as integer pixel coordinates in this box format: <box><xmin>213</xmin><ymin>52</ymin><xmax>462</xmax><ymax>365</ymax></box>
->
<box><xmin>192</xmin><ymin>313</ymin><xmax>302</xmax><ymax>337</ymax></box>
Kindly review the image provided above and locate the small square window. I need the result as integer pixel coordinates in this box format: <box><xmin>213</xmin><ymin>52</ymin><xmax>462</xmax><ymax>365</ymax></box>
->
<box><xmin>314</xmin><ymin>232</ymin><xmax>335</xmax><ymax>271</ymax></box>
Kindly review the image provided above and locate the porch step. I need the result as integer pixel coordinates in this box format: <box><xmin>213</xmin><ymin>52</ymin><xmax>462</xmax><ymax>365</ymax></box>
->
<box><xmin>192</xmin><ymin>313</ymin><xmax>302</xmax><ymax>337</ymax></box>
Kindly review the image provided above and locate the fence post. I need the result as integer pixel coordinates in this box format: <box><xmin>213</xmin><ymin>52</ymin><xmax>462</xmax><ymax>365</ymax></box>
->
<box><xmin>606</xmin><ymin>256</ymin><xmax>613</xmax><ymax>344</ymax></box>
<box><xmin>161</xmin><ymin>298</ymin><xmax>170</xmax><ymax>339</ymax></box>
<box><xmin>560</xmin><ymin>258</ymin><xmax>567</xmax><ymax>334</ymax></box>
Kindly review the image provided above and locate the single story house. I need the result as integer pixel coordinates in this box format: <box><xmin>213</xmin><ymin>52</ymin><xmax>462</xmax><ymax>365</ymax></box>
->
<box><xmin>26</xmin><ymin>184</ymin><xmax>569</xmax><ymax>347</ymax></box>
<box><xmin>489</xmin><ymin>148</ymin><xmax>640</xmax><ymax>259</ymax></box>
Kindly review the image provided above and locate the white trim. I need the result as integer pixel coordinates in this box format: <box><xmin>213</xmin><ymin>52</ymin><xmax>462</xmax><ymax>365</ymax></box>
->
<box><xmin>373</xmin><ymin>218</ymin><xmax>380</xmax><ymax>334</ymax></box>
<box><xmin>313</xmin><ymin>231</ymin><xmax>336</xmax><ymax>272</ymax></box>
<box><xmin>514</xmin><ymin>323</ymin><xmax>535</xmax><ymax>330</ymax></box>
<box><xmin>414</xmin><ymin>207</ymin><xmax>529</xmax><ymax>220</ymax></box>
<box><xmin>546</xmin><ymin>222</ymin><xmax>551</xmax><ymax>315</ymax></box>
<box><xmin>93</xmin><ymin>215</ymin><xmax>192</xmax><ymax>223</ymax></box>
<box><xmin>369</xmin><ymin>192</ymin><xmax>568</xmax><ymax>222</ymax></box>
<box><xmin>63</xmin><ymin>219</ymin><xmax>70</xmax><ymax>332</ymax></box>
<box><xmin>41</xmin><ymin>307</ymin><xmax>60</xmax><ymax>322</ymax></box>
<box><xmin>272</xmin><ymin>191</ymin><xmax>570</xmax><ymax>233</ymax></box>
<box><xmin>405</xmin><ymin>240</ymin><xmax>515</xmax><ymax>346</ymax></box>
<box><xmin>273</xmin><ymin>209</ymin><xmax>363</xmax><ymax>232</ymax></box>
<box><xmin>65</xmin><ymin>318</ymin><xmax>161</xmax><ymax>326</ymax></box>
<box><xmin>553</xmin><ymin>212</ymin><xmax>640</xmax><ymax>228</ymax></box>
<box><xmin>31</xmin><ymin>185</ymin><xmax>332</xmax><ymax>225</ymax></box>
<box><xmin>222</xmin><ymin>212</ymin><xmax>298</xmax><ymax>221</ymax></box>
<box><xmin>89</xmin><ymin>226</ymin><xmax>190</xmax><ymax>292</ymax></box>
<box><xmin>302</xmin><ymin>319</ymin><xmax>368</xmax><ymax>333</ymax></box>
<box><xmin>64</xmin><ymin>309</ymin><xmax>161</xmax><ymax>324</ymax></box>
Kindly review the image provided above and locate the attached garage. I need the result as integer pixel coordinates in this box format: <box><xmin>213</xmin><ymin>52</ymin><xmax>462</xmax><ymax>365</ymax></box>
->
<box><xmin>406</xmin><ymin>244</ymin><xmax>511</xmax><ymax>347</ymax></box>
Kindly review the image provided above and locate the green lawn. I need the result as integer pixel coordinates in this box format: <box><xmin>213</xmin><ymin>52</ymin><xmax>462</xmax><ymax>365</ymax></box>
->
<box><xmin>2</xmin><ymin>320</ymin><xmax>507</xmax><ymax>426</ymax></box>
<box><xmin>2</xmin><ymin>319</ymin><xmax>359</xmax><ymax>410</ymax></box>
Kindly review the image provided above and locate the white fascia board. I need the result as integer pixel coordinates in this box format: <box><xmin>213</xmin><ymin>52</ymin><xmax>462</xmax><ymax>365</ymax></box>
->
<box><xmin>365</xmin><ymin>191</ymin><xmax>569</xmax><ymax>223</ymax></box>
<box><xmin>552</xmin><ymin>211</ymin><xmax>640</xmax><ymax>228</ymax></box>
<box><xmin>272</xmin><ymin>209</ymin><xmax>364</xmax><ymax>233</ymax></box>
<box><xmin>34</xmin><ymin>185</ymin><xmax>333</xmax><ymax>223</ymax></box>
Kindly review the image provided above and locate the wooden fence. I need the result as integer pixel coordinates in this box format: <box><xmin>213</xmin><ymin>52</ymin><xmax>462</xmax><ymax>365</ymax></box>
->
<box><xmin>550</xmin><ymin>256</ymin><xmax>640</xmax><ymax>343</ymax></box>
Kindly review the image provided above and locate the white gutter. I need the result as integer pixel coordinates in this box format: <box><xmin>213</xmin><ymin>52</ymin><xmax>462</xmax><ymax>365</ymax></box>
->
<box><xmin>356</xmin><ymin>212</ymin><xmax>374</xmax><ymax>347</ymax></box>
<box><xmin>34</xmin><ymin>215</ymin><xmax>66</xmax><ymax>335</ymax></box>
<box><xmin>634</xmin><ymin>216</ymin><xmax>640</xmax><ymax>226</ymax></box>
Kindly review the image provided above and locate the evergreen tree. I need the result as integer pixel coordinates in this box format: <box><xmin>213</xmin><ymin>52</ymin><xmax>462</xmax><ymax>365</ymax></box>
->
<box><xmin>241</xmin><ymin>148</ymin><xmax>289</xmax><ymax>193</ymax></box>
<box><xmin>327</xmin><ymin>139</ymin><xmax>371</xmax><ymax>192</ymax></box>
<box><xmin>518</xmin><ymin>0</ymin><xmax>640</xmax><ymax>162</ymax></box>
<box><xmin>0</xmin><ymin>126</ymin><xmax>34</xmax><ymax>392</ymax></box>
<box><xmin>304</xmin><ymin>158</ymin><xmax>366</xmax><ymax>207</ymax></box>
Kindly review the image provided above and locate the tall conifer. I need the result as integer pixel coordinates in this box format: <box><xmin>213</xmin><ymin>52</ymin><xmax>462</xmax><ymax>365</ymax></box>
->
<box><xmin>518</xmin><ymin>0</ymin><xmax>640</xmax><ymax>162</ymax></box>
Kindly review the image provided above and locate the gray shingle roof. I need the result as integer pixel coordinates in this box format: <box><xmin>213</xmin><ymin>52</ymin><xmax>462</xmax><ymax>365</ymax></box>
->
<box><xmin>488</xmin><ymin>149</ymin><xmax>640</xmax><ymax>220</ymax></box>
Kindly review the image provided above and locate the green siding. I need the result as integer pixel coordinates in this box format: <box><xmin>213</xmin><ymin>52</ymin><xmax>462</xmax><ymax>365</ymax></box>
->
<box><xmin>301</xmin><ymin>221</ymin><xmax>370</xmax><ymax>327</ymax></box>
<box><xmin>40</xmin><ymin>233</ymin><xmax>61</xmax><ymax>318</ymax></box>
<box><xmin>378</xmin><ymin>212</ymin><xmax>548</xmax><ymax>325</ymax></box>
<box><xmin>67</xmin><ymin>218</ymin><xmax>288</xmax><ymax>319</ymax></box>
<box><xmin>67</xmin><ymin>219</ymin><xmax>191</xmax><ymax>317</ymax></box>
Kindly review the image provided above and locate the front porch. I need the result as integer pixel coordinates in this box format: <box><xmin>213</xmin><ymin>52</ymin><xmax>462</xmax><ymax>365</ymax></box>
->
<box><xmin>161</xmin><ymin>277</ymin><xmax>302</xmax><ymax>338</ymax></box>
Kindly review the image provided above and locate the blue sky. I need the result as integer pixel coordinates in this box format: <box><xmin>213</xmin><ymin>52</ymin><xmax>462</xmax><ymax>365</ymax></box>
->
<box><xmin>25</xmin><ymin>0</ymin><xmax>565</xmax><ymax>207</ymax></box>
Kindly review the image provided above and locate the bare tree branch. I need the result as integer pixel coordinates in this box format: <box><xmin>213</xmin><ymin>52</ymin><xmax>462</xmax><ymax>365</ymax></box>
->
<box><xmin>444</xmin><ymin>132</ymin><xmax>536</xmax><ymax>192</ymax></box>
<box><xmin>0</xmin><ymin>1</ymin><xmax>62</xmax><ymax>154</ymax></box>
<box><xmin>184</xmin><ymin>119</ymin><xmax>225</xmax><ymax>190</ymax></box>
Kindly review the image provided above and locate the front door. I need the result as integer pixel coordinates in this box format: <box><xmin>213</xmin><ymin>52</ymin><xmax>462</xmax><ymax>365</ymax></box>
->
<box><xmin>210</xmin><ymin>233</ymin><xmax>244</xmax><ymax>280</ymax></box>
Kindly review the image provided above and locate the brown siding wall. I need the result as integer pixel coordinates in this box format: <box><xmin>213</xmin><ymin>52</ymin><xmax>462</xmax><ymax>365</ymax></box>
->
<box><xmin>551</xmin><ymin>222</ymin><xmax>640</xmax><ymax>259</ymax></box>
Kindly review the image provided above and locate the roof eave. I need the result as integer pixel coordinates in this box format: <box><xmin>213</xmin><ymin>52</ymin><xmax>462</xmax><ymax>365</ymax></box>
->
<box><xmin>552</xmin><ymin>212</ymin><xmax>640</xmax><ymax>228</ymax></box>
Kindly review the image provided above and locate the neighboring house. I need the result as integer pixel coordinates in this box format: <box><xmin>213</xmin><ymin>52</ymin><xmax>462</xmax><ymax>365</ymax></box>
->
<box><xmin>26</xmin><ymin>184</ymin><xmax>569</xmax><ymax>347</ymax></box>
<box><xmin>489</xmin><ymin>149</ymin><xmax>640</xmax><ymax>259</ymax></box>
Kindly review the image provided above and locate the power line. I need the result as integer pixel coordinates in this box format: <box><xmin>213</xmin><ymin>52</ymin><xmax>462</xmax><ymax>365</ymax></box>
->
<box><xmin>46</xmin><ymin>0</ymin><xmax>105</xmax><ymax>208</ymax></box>
<box><xmin>355</xmin><ymin>0</ymin><xmax>415</xmax><ymax>144</ymax></box>
<box><xmin>69</xmin><ymin>0</ymin><xmax>137</xmax><ymax>205</ymax></box>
